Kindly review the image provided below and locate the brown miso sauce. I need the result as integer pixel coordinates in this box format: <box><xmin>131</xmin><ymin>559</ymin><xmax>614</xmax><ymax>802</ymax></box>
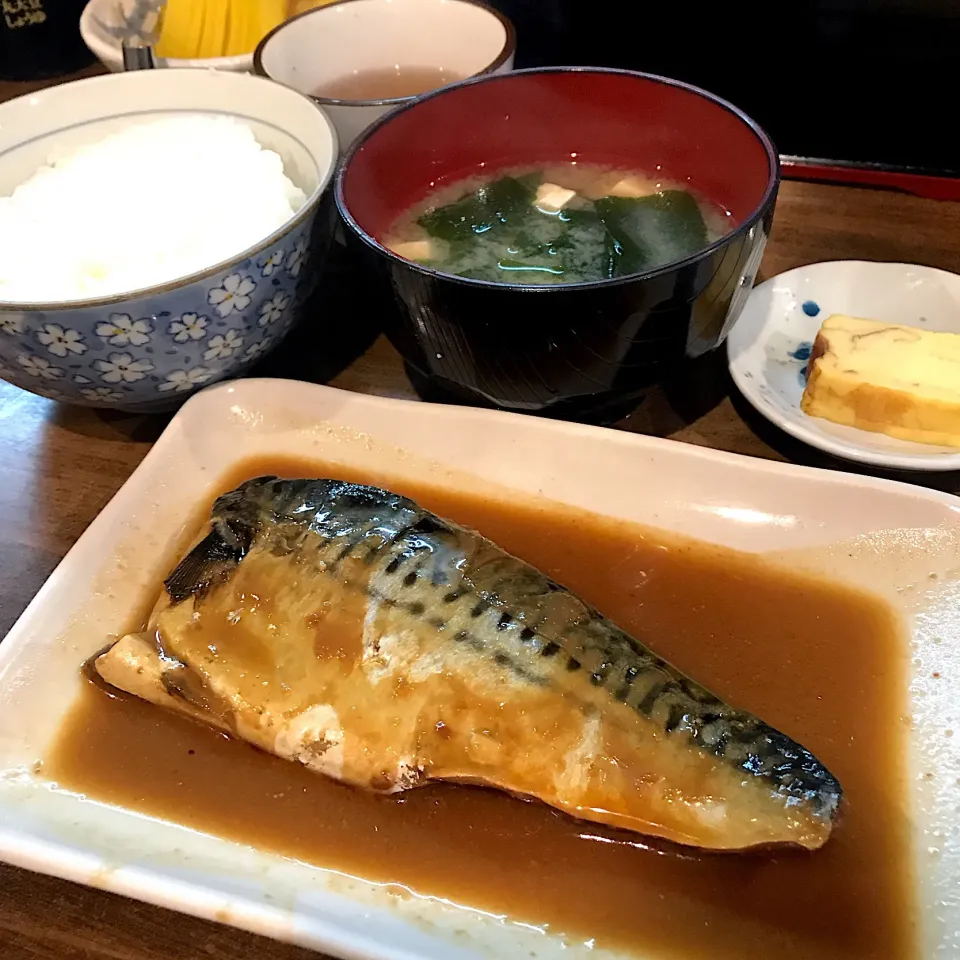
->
<box><xmin>314</xmin><ymin>66</ymin><xmax>463</xmax><ymax>101</ymax></box>
<box><xmin>46</xmin><ymin>457</ymin><xmax>916</xmax><ymax>959</ymax></box>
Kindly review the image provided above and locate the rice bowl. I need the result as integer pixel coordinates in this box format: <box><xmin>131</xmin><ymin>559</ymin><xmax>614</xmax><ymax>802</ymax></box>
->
<box><xmin>0</xmin><ymin>116</ymin><xmax>307</xmax><ymax>304</ymax></box>
<box><xmin>0</xmin><ymin>69</ymin><xmax>339</xmax><ymax>411</ymax></box>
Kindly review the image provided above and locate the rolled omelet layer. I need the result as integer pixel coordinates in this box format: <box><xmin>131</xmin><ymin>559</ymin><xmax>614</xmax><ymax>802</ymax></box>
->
<box><xmin>800</xmin><ymin>314</ymin><xmax>960</xmax><ymax>447</ymax></box>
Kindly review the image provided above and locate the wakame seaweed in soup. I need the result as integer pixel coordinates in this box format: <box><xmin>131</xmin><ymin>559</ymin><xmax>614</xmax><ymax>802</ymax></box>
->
<box><xmin>382</xmin><ymin>165</ymin><xmax>729</xmax><ymax>285</ymax></box>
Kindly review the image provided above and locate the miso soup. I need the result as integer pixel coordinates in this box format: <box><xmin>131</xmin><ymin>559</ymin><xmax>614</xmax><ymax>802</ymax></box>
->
<box><xmin>382</xmin><ymin>163</ymin><xmax>731</xmax><ymax>285</ymax></box>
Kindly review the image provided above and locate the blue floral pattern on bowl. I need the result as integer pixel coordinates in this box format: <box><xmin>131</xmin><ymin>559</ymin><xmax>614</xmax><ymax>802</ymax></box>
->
<box><xmin>0</xmin><ymin>223</ymin><xmax>317</xmax><ymax>410</ymax></box>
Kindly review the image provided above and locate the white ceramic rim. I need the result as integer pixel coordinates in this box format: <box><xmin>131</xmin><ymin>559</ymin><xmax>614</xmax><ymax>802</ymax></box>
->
<box><xmin>79</xmin><ymin>0</ymin><xmax>254</xmax><ymax>71</ymax></box>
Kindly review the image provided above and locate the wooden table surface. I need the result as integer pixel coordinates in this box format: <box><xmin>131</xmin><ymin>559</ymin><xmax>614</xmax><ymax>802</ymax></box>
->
<box><xmin>1</xmin><ymin>68</ymin><xmax>959</xmax><ymax>960</ymax></box>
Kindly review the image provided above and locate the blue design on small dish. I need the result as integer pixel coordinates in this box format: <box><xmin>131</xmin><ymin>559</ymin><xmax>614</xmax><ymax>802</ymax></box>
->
<box><xmin>798</xmin><ymin>363</ymin><xmax>808</xmax><ymax>386</ymax></box>
<box><xmin>789</xmin><ymin>341</ymin><xmax>812</xmax><ymax>361</ymax></box>
<box><xmin>801</xmin><ymin>300</ymin><xmax>820</xmax><ymax>317</ymax></box>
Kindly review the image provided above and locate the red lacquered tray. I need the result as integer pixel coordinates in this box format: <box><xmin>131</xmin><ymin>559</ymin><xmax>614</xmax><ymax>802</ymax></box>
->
<box><xmin>781</xmin><ymin>155</ymin><xmax>960</xmax><ymax>202</ymax></box>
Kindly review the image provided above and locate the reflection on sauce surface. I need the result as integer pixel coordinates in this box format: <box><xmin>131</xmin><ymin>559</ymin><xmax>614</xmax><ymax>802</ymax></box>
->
<box><xmin>46</xmin><ymin>457</ymin><xmax>915</xmax><ymax>959</ymax></box>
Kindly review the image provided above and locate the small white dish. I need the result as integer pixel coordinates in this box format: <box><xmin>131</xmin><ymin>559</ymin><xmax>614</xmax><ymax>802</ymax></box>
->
<box><xmin>726</xmin><ymin>260</ymin><xmax>960</xmax><ymax>471</ymax></box>
<box><xmin>80</xmin><ymin>0</ymin><xmax>254</xmax><ymax>73</ymax></box>
<box><xmin>0</xmin><ymin>379</ymin><xmax>957</xmax><ymax>958</ymax></box>
<box><xmin>253</xmin><ymin>0</ymin><xmax>515</xmax><ymax>152</ymax></box>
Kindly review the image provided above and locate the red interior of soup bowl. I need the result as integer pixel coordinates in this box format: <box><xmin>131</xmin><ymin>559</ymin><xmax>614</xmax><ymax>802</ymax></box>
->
<box><xmin>339</xmin><ymin>67</ymin><xmax>778</xmax><ymax>243</ymax></box>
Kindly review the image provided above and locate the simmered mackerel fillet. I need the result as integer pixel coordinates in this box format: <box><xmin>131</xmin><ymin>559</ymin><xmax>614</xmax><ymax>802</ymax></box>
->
<box><xmin>95</xmin><ymin>478</ymin><xmax>842</xmax><ymax>850</ymax></box>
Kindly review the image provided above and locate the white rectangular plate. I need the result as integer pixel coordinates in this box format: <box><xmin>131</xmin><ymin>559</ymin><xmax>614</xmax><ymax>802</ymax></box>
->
<box><xmin>0</xmin><ymin>378</ymin><xmax>958</xmax><ymax>960</ymax></box>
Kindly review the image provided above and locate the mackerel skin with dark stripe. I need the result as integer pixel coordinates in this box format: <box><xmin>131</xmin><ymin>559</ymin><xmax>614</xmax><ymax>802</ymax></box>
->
<box><xmin>100</xmin><ymin>476</ymin><xmax>842</xmax><ymax>851</ymax></box>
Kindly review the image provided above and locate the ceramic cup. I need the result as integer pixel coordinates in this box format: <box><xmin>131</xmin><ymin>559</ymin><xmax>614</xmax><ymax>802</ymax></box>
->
<box><xmin>254</xmin><ymin>0</ymin><xmax>515</xmax><ymax>153</ymax></box>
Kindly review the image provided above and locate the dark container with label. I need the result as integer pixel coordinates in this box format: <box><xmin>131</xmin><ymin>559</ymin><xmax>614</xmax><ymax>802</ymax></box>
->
<box><xmin>0</xmin><ymin>0</ymin><xmax>95</xmax><ymax>81</ymax></box>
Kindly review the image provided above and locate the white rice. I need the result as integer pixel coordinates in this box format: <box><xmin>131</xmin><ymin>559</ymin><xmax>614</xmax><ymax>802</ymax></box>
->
<box><xmin>0</xmin><ymin>115</ymin><xmax>307</xmax><ymax>303</ymax></box>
